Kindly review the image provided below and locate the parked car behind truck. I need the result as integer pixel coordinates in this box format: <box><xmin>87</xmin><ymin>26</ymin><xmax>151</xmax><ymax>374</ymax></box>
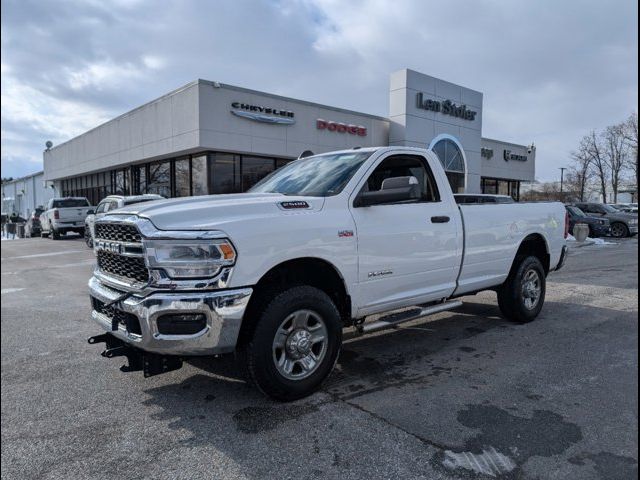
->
<box><xmin>87</xmin><ymin>146</ymin><xmax>568</xmax><ymax>401</ymax></box>
<box><xmin>565</xmin><ymin>205</ymin><xmax>610</xmax><ymax>237</ymax></box>
<box><xmin>24</xmin><ymin>207</ymin><xmax>45</xmax><ymax>237</ymax></box>
<box><xmin>572</xmin><ymin>202</ymin><xmax>638</xmax><ymax>238</ymax></box>
<box><xmin>84</xmin><ymin>194</ymin><xmax>165</xmax><ymax>248</ymax></box>
<box><xmin>40</xmin><ymin>197</ymin><xmax>93</xmax><ymax>239</ymax></box>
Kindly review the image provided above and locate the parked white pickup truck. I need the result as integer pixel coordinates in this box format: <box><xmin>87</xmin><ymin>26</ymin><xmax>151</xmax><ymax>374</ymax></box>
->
<box><xmin>88</xmin><ymin>147</ymin><xmax>568</xmax><ymax>400</ymax></box>
<box><xmin>40</xmin><ymin>197</ymin><xmax>93</xmax><ymax>239</ymax></box>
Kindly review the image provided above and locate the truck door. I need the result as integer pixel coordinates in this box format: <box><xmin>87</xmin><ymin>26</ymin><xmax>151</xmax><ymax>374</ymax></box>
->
<box><xmin>349</xmin><ymin>152</ymin><xmax>462</xmax><ymax>316</ymax></box>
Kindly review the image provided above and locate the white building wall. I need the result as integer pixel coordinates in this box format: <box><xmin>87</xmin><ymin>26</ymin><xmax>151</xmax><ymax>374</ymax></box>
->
<box><xmin>198</xmin><ymin>81</ymin><xmax>389</xmax><ymax>158</ymax></box>
<box><xmin>1</xmin><ymin>172</ymin><xmax>54</xmax><ymax>218</ymax></box>
<box><xmin>480</xmin><ymin>138</ymin><xmax>535</xmax><ymax>181</ymax></box>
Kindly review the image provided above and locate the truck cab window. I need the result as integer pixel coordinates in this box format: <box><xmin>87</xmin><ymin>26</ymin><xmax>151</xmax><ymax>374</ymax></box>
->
<box><xmin>362</xmin><ymin>155</ymin><xmax>440</xmax><ymax>202</ymax></box>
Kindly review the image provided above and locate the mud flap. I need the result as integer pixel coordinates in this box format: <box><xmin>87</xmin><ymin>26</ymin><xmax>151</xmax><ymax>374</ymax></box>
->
<box><xmin>88</xmin><ymin>333</ymin><xmax>183</xmax><ymax>377</ymax></box>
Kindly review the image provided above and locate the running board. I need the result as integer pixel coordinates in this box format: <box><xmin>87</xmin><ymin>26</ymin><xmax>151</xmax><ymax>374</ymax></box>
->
<box><xmin>359</xmin><ymin>300</ymin><xmax>463</xmax><ymax>333</ymax></box>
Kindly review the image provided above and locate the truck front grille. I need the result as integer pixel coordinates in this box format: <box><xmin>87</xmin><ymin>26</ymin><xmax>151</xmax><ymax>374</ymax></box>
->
<box><xmin>97</xmin><ymin>250</ymin><xmax>149</xmax><ymax>283</ymax></box>
<box><xmin>95</xmin><ymin>223</ymin><xmax>142</xmax><ymax>243</ymax></box>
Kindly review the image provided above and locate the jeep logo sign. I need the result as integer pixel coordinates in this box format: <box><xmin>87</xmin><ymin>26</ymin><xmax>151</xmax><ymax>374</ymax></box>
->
<box><xmin>503</xmin><ymin>150</ymin><xmax>528</xmax><ymax>162</ymax></box>
<box><xmin>316</xmin><ymin>119</ymin><xmax>367</xmax><ymax>136</ymax></box>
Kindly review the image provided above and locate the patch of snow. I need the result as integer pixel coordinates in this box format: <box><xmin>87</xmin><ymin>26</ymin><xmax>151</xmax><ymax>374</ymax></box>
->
<box><xmin>443</xmin><ymin>447</ymin><xmax>516</xmax><ymax>477</ymax></box>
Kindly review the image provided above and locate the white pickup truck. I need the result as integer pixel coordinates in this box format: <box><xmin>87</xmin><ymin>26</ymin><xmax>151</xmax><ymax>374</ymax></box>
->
<box><xmin>40</xmin><ymin>197</ymin><xmax>93</xmax><ymax>239</ymax></box>
<box><xmin>88</xmin><ymin>147</ymin><xmax>568</xmax><ymax>400</ymax></box>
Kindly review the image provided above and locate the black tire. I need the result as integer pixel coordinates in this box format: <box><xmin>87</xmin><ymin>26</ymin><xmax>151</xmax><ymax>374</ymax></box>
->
<box><xmin>610</xmin><ymin>222</ymin><xmax>629</xmax><ymax>238</ymax></box>
<box><xmin>85</xmin><ymin>227</ymin><xmax>93</xmax><ymax>248</ymax></box>
<box><xmin>497</xmin><ymin>255</ymin><xmax>546</xmax><ymax>323</ymax></box>
<box><xmin>51</xmin><ymin>226</ymin><xmax>60</xmax><ymax>240</ymax></box>
<box><xmin>240</xmin><ymin>285</ymin><xmax>342</xmax><ymax>401</ymax></box>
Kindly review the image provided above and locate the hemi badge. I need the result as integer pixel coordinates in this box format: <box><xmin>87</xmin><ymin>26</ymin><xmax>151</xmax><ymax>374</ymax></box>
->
<box><xmin>280</xmin><ymin>201</ymin><xmax>309</xmax><ymax>209</ymax></box>
<box><xmin>338</xmin><ymin>230</ymin><xmax>354</xmax><ymax>237</ymax></box>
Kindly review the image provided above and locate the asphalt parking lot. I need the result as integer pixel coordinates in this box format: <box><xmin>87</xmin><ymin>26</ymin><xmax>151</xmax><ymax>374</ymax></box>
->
<box><xmin>1</xmin><ymin>235</ymin><xmax>638</xmax><ymax>480</ymax></box>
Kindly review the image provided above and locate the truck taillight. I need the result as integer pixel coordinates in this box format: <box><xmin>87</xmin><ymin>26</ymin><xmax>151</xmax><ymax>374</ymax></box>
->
<box><xmin>564</xmin><ymin>211</ymin><xmax>569</xmax><ymax>239</ymax></box>
<box><xmin>54</xmin><ymin>209</ymin><xmax>59</xmax><ymax>220</ymax></box>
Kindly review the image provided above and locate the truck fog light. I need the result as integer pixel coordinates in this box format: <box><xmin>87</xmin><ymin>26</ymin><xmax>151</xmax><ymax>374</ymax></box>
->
<box><xmin>157</xmin><ymin>313</ymin><xmax>207</xmax><ymax>335</ymax></box>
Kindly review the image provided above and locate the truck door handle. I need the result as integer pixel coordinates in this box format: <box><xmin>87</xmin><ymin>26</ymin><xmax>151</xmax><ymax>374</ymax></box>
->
<box><xmin>431</xmin><ymin>216</ymin><xmax>450</xmax><ymax>223</ymax></box>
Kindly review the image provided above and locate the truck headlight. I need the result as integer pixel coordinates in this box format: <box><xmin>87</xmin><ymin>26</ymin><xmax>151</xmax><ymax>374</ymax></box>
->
<box><xmin>144</xmin><ymin>239</ymin><xmax>236</xmax><ymax>279</ymax></box>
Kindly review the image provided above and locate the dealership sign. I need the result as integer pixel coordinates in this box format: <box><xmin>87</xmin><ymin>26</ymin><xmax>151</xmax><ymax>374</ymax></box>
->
<box><xmin>416</xmin><ymin>93</ymin><xmax>477</xmax><ymax>121</ymax></box>
<box><xmin>316</xmin><ymin>119</ymin><xmax>367</xmax><ymax>136</ymax></box>
<box><xmin>503</xmin><ymin>150</ymin><xmax>527</xmax><ymax>162</ymax></box>
<box><xmin>231</xmin><ymin>102</ymin><xmax>295</xmax><ymax>125</ymax></box>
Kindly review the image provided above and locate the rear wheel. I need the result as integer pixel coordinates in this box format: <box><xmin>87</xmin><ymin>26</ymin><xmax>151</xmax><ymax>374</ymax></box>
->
<box><xmin>240</xmin><ymin>285</ymin><xmax>342</xmax><ymax>401</ymax></box>
<box><xmin>497</xmin><ymin>255</ymin><xmax>546</xmax><ymax>323</ymax></box>
<box><xmin>610</xmin><ymin>222</ymin><xmax>629</xmax><ymax>238</ymax></box>
<box><xmin>51</xmin><ymin>226</ymin><xmax>60</xmax><ymax>240</ymax></box>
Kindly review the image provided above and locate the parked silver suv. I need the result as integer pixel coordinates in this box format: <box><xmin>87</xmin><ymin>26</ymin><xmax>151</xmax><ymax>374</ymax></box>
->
<box><xmin>85</xmin><ymin>194</ymin><xmax>164</xmax><ymax>248</ymax></box>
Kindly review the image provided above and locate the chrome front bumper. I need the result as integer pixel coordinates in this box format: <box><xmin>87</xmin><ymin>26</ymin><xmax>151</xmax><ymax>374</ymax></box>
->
<box><xmin>88</xmin><ymin>276</ymin><xmax>252</xmax><ymax>355</ymax></box>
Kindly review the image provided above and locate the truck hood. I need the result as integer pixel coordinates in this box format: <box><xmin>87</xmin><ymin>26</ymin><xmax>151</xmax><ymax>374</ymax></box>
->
<box><xmin>107</xmin><ymin>193</ymin><xmax>325</xmax><ymax>231</ymax></box>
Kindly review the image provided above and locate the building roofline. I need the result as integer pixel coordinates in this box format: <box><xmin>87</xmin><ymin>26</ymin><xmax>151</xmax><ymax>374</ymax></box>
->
<box><xmin>1</xmin><ymin>170</ymin><xmax>44</xmax><ymax>184</ymax></box>
<box><xmin>47</xmin><ymin>81</ymin><xmax>201</xmax><ymax>152</ymax></box>
<box><xmin>481</xmin><ymin>137</ymin><xmax>530</xmax><ymax>149</ymax></box>
<box><xmin>47</xmin><ymin>78</ymin><xmax>389</xmax><ymax>153</ymax></box>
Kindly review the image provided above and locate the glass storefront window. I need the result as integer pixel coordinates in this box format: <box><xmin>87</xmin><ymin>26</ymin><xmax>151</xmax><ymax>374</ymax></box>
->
<box><xmin>211</xmin><ymin>153</ymin><xmax>240</xmax><ymax>194</ymax></box>
<box><xmin>132</xmin><ymin>165</ymin><xmax>146</xmax><ymax>194</ymax></box>
<box><xmin>192</xmin><ymin>155</ymin><xmax>208</xmax><ymax>196</ymax></box>
<box><xmin>174</xmin><ymin>158</ymin><xmax>191</xmax><ymax>197</ymax></box>
<box><xmin>481</xmin><ymin>177</ymin><xmax>521</xmax><ymax>201</ymax></box>
<box><xmin>241</xmin><ymin>156</ymin><xmax>275</xmax><ymax>191</ymax></box>
<box><xmin>147</xmin><ymin>161</ymin><xmax>171</xmax><ymax>197</ymax></box>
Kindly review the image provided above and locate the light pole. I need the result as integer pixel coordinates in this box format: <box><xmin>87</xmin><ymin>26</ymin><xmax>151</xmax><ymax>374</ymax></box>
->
<box><xmin>559</xmin><ymin>167</ymin><xmax>567</xmax><ymax>193</ymax></box>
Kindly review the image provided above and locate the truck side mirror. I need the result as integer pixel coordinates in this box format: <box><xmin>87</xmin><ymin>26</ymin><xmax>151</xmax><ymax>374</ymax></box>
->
<box><xmin>354</xmin><ymin>176</ymin><xmax>421</xmax><ymax>208</ymax></box>
<box><xmin>87</xmin><ymin>209</ymin><xmax>95</xmax><ymax>215</ymax></box>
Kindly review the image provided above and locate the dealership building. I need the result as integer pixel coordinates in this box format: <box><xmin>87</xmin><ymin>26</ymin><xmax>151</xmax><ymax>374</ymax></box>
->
<box><xmin>43</xmin><ymin>69</ymin><xmax>535</xmax><ymax>203</ymax></box>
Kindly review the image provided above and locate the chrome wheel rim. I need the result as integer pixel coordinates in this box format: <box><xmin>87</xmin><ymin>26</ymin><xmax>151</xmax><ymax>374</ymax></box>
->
<box><xmin>521</xmin><ymin>269</ymin><xmax>542</xmax><ymax>310</ymax></box>
<box><xmin>611</xmin><ymin>224</ymin><xmax>626</xmax><ymax>237</ymax></box>
<box><xmin>272</xmin><ymin>309</ymin><xmax>328</xmax><ymax>381</ymax></box>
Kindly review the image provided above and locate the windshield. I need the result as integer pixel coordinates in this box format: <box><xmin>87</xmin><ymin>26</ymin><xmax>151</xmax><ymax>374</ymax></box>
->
<box><xmin>249</xmin><ymin>151</ymin><xmax>374</xmax><ymax>197</ymax></box>
<box><xmin>52</xmin><ymin>198</ymin><xmax>90</xmax><ymax>208</ymax></box>
<box><xmin>123</xmin><ymin>197</ymin><xmax>162</xmax><ymax>205</ymax></box>
<box><xmin>567</xmin><ymin>206</ymin><xmax>586</xmax><ymax>217</ymax></box>
<box><xmin>601</xmin><ymin>204</ymin><xmax>619</xmax><ymax>214</ymax></box>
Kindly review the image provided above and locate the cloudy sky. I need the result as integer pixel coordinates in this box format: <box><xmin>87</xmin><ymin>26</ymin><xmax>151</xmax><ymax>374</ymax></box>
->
<box><xmin>1</xmin><ymin>0</ymin><xmax>637</xmax><ymax>181</ymax></box>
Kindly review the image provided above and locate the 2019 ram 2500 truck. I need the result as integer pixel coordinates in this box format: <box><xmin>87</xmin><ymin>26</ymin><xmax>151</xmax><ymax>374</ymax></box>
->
<box><xmin>88</xmin><ymin>147</ymin><xmax>568</xmax><ymax>401</ymax></box>
<box><xmin>40</xmin><ymin>197</ymin><xmax>93</xmax><ymax>239</ymax></box>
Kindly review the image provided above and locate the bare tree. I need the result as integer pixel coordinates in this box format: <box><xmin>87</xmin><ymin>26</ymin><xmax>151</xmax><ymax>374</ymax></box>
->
<box><xmin>603</xmin><ymin>125</ymin><xmax>628</xmax><ymax>203</ymax></box>
<box><xmin>621</xmin><ymin>112</ymin><xmax>638</xmax><ymax>189</ymax></box>
<box><xmin>584</xmin><ymin>130</ymin><xmax>609</xmax><ymax>202</ymax></box>
<box><xmin>569</xmin><ymin>136</ymin><xmax>593</xmax><ymax>201</ymax></box>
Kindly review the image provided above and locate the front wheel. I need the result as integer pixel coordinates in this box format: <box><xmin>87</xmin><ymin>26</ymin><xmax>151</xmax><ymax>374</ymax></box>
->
<box><xmin>240</xmin><ymin>286</ymin><xmax>342</xmax><ymax>401</ymax></box>
<box><xmin>497</xmin><ymin>255</ymin><xmax>546</xmax><ymax>323</ymax></box>
<box><xmin>85</xmin><ymin>227</ymin><xmax>93</xmax><ymax>248</ymax></box>
<box><xmin>610</xmin><ymin>222</ymin><xmax>629</xmax><ymax>238</ymax></box>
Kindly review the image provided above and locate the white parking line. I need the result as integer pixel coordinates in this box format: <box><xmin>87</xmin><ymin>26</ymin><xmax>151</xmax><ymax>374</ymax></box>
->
<box><xmin>1</xmin><ymin>250</ymin><xmax>86</xmax><ymax>260</ymax></box>
<box><xmin>1</xmin><ymin>288</ymin><xmax>25</xmax><ymax>294</ymax></box>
